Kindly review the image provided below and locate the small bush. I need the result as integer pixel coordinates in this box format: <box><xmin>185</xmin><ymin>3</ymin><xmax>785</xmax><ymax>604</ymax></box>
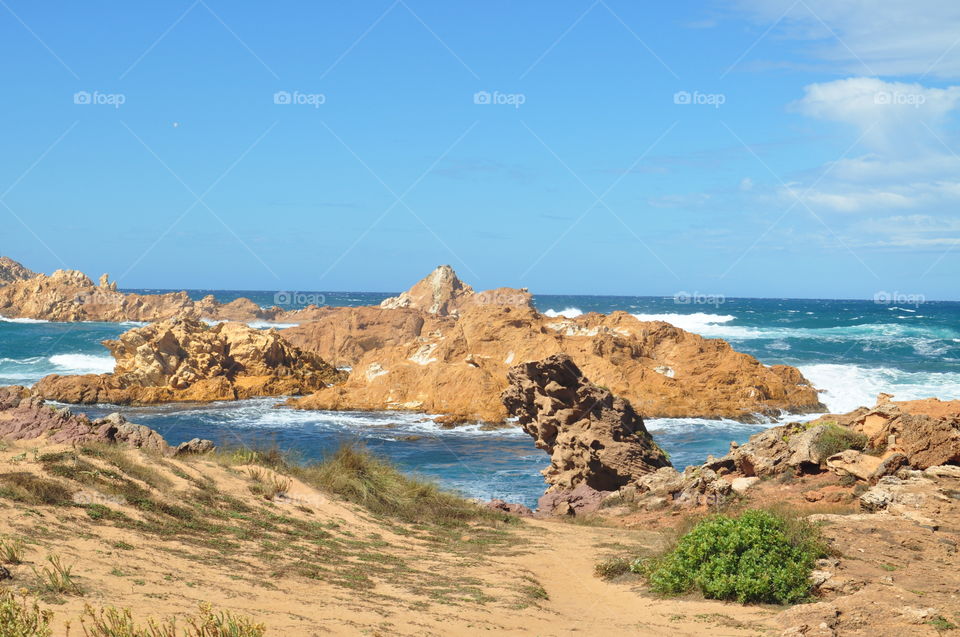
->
<box><xmin>78</xmin><ymin>601</ymin><xmax>265</xmax><ymax>636</ymax></box>
<box><xmin>0</xmin><ymin>537</ymin><xmax>26</xmax><ymax>564</ymax></box>
<box><xmin>594</xmin><ymin>557</ymin><xmax>631</xmax><ymax>580</ymax></box>
<box><xmin>0</xmin><ymin>587</ymin><xmax>52</xmax><ymax>637</ymax></box>
<box><xmin>814</xmin><ymin>425</ymin><xmax>868</xmax><ymax>459</ymax></box>
<box><xmin>635</xmin><ymin>509</ymin><xmax>826</xmax><ymax>604</ymax></box>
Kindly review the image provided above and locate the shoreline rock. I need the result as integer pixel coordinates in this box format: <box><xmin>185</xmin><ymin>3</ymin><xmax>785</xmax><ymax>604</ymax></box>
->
<box><xmin>0</xmin><ymin>385</ymin><xmax>212</xmax><ymax>456</ymax></box>
<box><xmin>502</xmin><ymin>354</ymin><xmax>671</xmax><ymax>515</ymax></box>
<box><xmin>32</xmin><ymin>318</ymin><xmax>345</xmax><ymax>404</ymax></box>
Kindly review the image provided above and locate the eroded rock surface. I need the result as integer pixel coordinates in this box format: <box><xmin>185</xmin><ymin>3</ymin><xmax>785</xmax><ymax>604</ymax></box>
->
<box><xmin>0</xmin><ymin>257</ymin><xmax>36</xmax><ymax>286</ymax></box>
<box><xmin>501</xmin><ymin>354</ymin><xmax>670</xmax><ymax>514</ymax></box>
<box><xmin>0</xmin><ymin>386</ymin><xmax>211</xmax><ymax>455</ymax></box>
<box><xmin>285</xmin><ymin>268</ymin><xmax>824</xmax><ymax>422</ymax></box>
<box><xmin>379</xmin><ymin>265</ymin><xmax>533</xmax><ymax>316</ymax></box>
<box><xmin>32</xmin><ymin>318</ymin><xmax>345</xmax><ymax>404</ymax></box>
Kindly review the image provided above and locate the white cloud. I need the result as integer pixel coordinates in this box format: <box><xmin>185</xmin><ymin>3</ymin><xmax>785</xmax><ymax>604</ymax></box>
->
<box><xmin>730</xmin><ymin>0</ymin><xmax>960</xmax><ymax>78</ymax></box>
<box><xmin>791</xmin><ymin>78</ymin><xmax>960</xmax><ymax>154</ymax></box>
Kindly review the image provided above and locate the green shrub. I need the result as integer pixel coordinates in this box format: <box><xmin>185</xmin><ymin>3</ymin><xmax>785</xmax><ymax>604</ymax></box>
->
<box><xmin>0</xmin><ymin>537</ymin><xmax>26</xmax><ymax>565</ymax></box>
<box><xmin>634</xmin><ymin>509</ymin><xmax>826</xmax><ymax>604</ymax></box>
<box><xmin>0</xmin><ymin>587</ymin><xmax>52</xmax><ymax>637</ymax></box>
<box><xmin>813</xmin><ymin>425</ymin><xmax>868</xmax><ymax>459</ymax></box>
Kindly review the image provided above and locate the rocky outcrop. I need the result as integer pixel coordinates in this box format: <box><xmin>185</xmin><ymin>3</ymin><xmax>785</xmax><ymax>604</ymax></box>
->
<box><xmin>379</xmin><ymin>265</ymin><xmax>533</xmax><ymax>316</ymax></box>
<box><xmin>501</xmin><ymin>354</ymin><xmax>670</xmax><ymax>514</ymax></box>
<box><xmin>0</xmin><ymin>385</ymin><xmax>211</xmax><ymax>455</ymax></box>
<box><xmin>0</xmin><ymin>257</ymin><xmax>36</xmax><ymax>286</ymax></box>
<box><xmin>32</xmin><ymin>318</ymin><xmax>345</xmax><ymax>404</ymax></box>
<box><xmin>285</xmin><ymin>298</ymin><xmax>825</xmax><ymax>422</ymax></box>
<box><xmin>0</xmin><ymin>266</ymin><xmax>321</xmax><ymax>324</ymax></box>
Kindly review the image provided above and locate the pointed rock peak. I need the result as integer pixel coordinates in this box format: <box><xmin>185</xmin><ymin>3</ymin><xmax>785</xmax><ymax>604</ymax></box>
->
<box><xmin>380</xmin><ymin>265</ymin><xmax>475</xmax><ymax>315</ymax></box>
<box><xmin>0</xmin><ymin>256</ymin><xmax>37</xmax><ymax>285</ymax></box>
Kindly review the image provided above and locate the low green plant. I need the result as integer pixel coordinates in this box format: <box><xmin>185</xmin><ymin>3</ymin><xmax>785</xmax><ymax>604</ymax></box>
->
<box><xmin>634</xmin><ymin>509</ymin><xmax>827</xmax><ymax>604</ymax></box>
<box><xmin>813</xmin><ymin>424</ymin><xmax>868</xmax><ymax>459</ymax></box>
<box><xmin>32</xmin><ymin>554</ymin><xmax>82</xmax><ymax>596</ymax></box>
<box><xmin>929</xmin><ymin>615</ymin><xmax>958</xmax><ymax>632</ymax></box>
<box><xmin>78</xmin><ymin>601</ymin><xmax>265</xmax><ymax>636</ymax></box>
<box><xmin>0</xmin><ymin>587</ymin><xmax>52</xmax><ymax>637</ymax></box>
<box><xmin>0</xmin><ymin>537</ymin><xmax>26</xmax><ymax>564</ymax></box>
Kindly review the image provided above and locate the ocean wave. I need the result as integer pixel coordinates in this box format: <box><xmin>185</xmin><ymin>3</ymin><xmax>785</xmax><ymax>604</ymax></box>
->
<box><xmin>49</xmin><ymin>354</ymin><xmax>115</xmax><ymax>375</ymax></box>
<box><xmin>631</xmin><ymin>312</ymin><xmax>737</xmax><ymax>334</ymax></box>
<box><xmin>0</xmin><ymin>316</ymin><xmax>49</xmax><ymax>324</ymax></box>
<box><xmin>633</xmin><ymin>313</ymin><xmax>958</xmax><ymax>344</ymax></box>
<box><xmin>246</xmin><ymin>321</ymin><xmax>299</xmax><ymax>330</ymax></box>
<box><xmin>799</xmin><ymin>363</ymin><xmax>960</xmax><ymax>413</ymax></box>
<box><xmin>543</xmin><ymin>307</ymin><xmax>583</xmax><ymax>318</ymax></box>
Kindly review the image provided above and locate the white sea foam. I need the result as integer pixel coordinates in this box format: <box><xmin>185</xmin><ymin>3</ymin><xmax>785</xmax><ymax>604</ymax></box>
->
<box><xmin>799</xmin><ymin>363</ymin><xmax>960</xmax><ymax>413</ymax></box>
<box><xmin>543</xmin><ymin>307</ymin><xmax>583</xmax><ymax>318</ymax></box>
<box><xmin>631</xmin><ymin>312</ymin><xmax>738</xmax><ymax>335</ymax></box>
<box><xmin>49</xmin><ymin>354</ymin><xmax>115</xmax><ymax>375</ymax></box>
<box><xmin>0</xmin><ymin>316</ymin><xmax>49</xmax><ymax>324</ymax></box>
<box><xmin>247</xmin><ymin>321</ymin><xmax>299</xmax><ymax>330</ymax></box>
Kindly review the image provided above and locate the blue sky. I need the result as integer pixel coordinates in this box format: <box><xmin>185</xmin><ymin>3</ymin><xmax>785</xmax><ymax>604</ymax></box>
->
<box><xmin>1</xmin><ymin>1</ymin><xmax>959</xmax><ymax>298</ymax></box>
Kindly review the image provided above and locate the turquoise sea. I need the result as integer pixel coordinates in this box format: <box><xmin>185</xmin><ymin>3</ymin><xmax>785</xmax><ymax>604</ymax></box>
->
<box><xmin>2</xmin><ymin>291</ymin><xmax>959</xmax><ymax>506</ymax></box>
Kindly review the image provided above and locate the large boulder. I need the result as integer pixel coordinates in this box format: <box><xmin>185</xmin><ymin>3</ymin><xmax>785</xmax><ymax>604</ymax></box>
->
<box><xmin>33</xmin><ymin>318</ymin><xmax>346</xmax><ymax>404</ymax></box>
<box><xmin>501</xmin><ymin>354</ymin><xmax>671</xmax><ymax>514</ymax></box>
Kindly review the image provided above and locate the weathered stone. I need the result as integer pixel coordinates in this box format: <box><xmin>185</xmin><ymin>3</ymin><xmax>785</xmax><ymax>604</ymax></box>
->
<box><xmin>33</xmin><ymin>318</ymin><xmax>345</xmax><ymax>404</ymax></box>
<box><xmin>502</xmin><ymin>354</ymin><xmax>670</xmax><ymax>501</ymax></box>
<box><xmin>175</xmin><ymin>438</ymin><xmax>216</xmax><ymax>456</ymax></box>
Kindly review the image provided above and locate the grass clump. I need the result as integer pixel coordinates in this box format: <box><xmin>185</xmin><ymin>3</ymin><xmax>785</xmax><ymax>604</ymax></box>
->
<box><xmin>289</xmin><ymin>445</ymin><xmax>510</xmax><ymax>527</ymax></box>
<box><xmin>0</xmin><ymin>473</ymin><xmax>74</xmax><ymax>506</ymax></box>
<box><xmin>813</xmin><ymin>424</ymin><xmax>868</xmax><ymax>459</ymax></box>
<box><xmin>633</xmin><ymin>509</ymin><xmax>826</xmax><ymax>604</ymax></box>
<box><xmin>0</xmin><ymin>537</ymin><xmax>26</xmax><ymax>565</ymax></box>
<box><xmin>78</xmin><ymin>601</ymin><xmax>265</xmax><ymax>636</ymax></box>
<box><xmin>0</xmin><ymin>587</ymin><xmax>52</xmax><ymax>637</ymax></box>
<box><xmin>32</xmin><ymin>554</ymin><xmax>82</xmax><ymax>596</ymax></box>
<box><xmin>594</xmin><ymin>557</ymin><xmax>632</xmax><ymax>580</ymax></box>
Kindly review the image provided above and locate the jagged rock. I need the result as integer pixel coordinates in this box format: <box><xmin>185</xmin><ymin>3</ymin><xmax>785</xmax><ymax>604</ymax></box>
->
<box><xmin>537</xmin><ymin>484</ymin><xmax>611</xmax><ymax>516</ymax></box>
<box><xmin>501</xmin><ymin>354</ymin><xmax>670</xmax><ymax>514</ymax></box>
<box><xmin>285</xmin><ymin>268</ymin><xmax>824</xmax><ymax>423</ymax></box>
<box><xmin>0</xmin><ymin>386</ymin><xmax>200</xmax><ymax>457</ymax></box>
<box><xmin>0</xmin><ymin>565</ymin><xmax>10</xmax><ymax>581</ymax></box>
<box><xmin>810</xmin><ymin>395</ymin><xmax>960</xmax><ymax>469</ymax></box>
<box><xmin>924</xmin><ymin>465</ymin><xmax>960</xmax><ymax>479</ymax></box>
<box><xmin>776</xmin><ymin>601</ymin><xmax>839</xmax><ymax>637</ymax></box>
<box><xmin>0</xmin><ymin>262</ymin><xmax>320</xmax><ymax>324</ymax></box>
<box><xmin>0</xmin><ymin>256</ymin><xmax>36</xmax><ymax>286</ymax></box>
<box><xmin>33</xmin><ymin>318</ymin><xmax>345</xmax><ymax>404</ymax></box>
<box><xmin>175</xmin><ymin>438</ymin><xmax>216</xmax><ymax>456</ymax></box>
<box><xmin>379</xmin><ymin>265</ymin><xmax>533</xmax><ymax>316</ymax></box>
